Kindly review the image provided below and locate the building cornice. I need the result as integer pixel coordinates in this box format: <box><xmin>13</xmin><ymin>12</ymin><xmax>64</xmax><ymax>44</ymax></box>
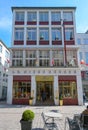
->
<box><xmin>11</xmin><ymin>6</ymin><xmax>76</xmax><ymax>12</ymax></box>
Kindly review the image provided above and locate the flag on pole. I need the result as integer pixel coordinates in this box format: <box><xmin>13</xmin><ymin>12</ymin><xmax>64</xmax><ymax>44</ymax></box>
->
<box><xmin>7</xmin><ymin>59</ymin><xmax>10</xmax><ymax>64</ymax></box>
<box><xmin>52</xmin><ymin>58</ymin><xmax>54</xmax><ymax>66</ymax></box>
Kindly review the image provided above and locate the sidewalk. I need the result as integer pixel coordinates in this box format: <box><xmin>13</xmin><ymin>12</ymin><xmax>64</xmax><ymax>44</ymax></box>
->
<box><xmin>0</xmin><ymin>104</ymin><xmax>86</xmax><ymax>130</ymax></box>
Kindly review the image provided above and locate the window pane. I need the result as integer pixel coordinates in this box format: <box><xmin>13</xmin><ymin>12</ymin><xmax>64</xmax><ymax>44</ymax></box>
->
<box><xmin>15</xmin><ymin>12</ymin><xmax>24</xmax><ymax>21</ymax></box>
<box><xmin>52</xmin><ymin>28</ymin><xmax>61</xmax><ymax>40</ymax></box>
<box><xmin>77</xmin><ymin>38</ymin><xmax>81</xmax><ymax>45</ymax></box>
<box><xmin>83</xmin><ymin>39</ymin><xmax>88</xmax><ymax>44</ymax></box>
<box><xmin>65</xmin><ymin>28</ymin><xmax>74</xmax><ymax>40</ymax></box>
<box><xmin>15</xmin><ymin>28</ymin><xmax>24</xmax><ymax>40</ymax></box>
<box><xmin>51</xmin><ymin>12</ymin><xmax>61</xmax><ymax>21</ymax></box>
<box><xmin>63</xmin><ymin>12</ymin><xmax>73</xmax><ymax>21</ymax></box>
<box><xmin>27</xmin><ymin>28</ymin><xmax>36</xmax><ymax>40</ymax></box>
<box><xmin>27</xmin><ymin>12</ymin><xmax>36</xmax><ymax>21</ymax></box>
<box><xmin>40</xmin><ymin>28</ymin><xmax>49</xmax><ymax>40</ymax></box>
<box><xmin>79</xmin><ymin>52</ymin><xmax>83</xmax><ymax>61</ymax></box>
<box><xmin>39</xmin><ymin>12</ymin><xmax>48</xmax><ymax>21</ymax></box>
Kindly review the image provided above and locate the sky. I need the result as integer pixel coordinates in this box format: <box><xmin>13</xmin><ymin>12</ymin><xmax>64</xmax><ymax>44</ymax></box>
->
<box><xmin>0</xmin><ymin>0</ymin><xmax>88</xmax><ymax>47</ymax></box>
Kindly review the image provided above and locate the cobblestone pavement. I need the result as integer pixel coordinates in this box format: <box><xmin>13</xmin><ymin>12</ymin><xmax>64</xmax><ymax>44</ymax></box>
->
<box><xmin>0</xmin><ymin>103</ymin><xmax>87</xmax><ymax>130</ymax></box>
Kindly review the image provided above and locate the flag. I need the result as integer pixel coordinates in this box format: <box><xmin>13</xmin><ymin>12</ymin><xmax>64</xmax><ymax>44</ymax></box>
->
<box><xmin>7</xmin><ymin>59</ymin><xmax>10</xmax><ymax>63</ymax></box>
<box><xmin>52</xmin><ymin>58</ymin><xmax>54</xmax><ymax>66</ymax></box>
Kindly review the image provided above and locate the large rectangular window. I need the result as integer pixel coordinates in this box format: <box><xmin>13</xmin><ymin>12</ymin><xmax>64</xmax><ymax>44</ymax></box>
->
<box><xmin>39</xmin><ymin>50</ymin><xmax>50</xmax><ymax>66</ymax></box>
<box><xmin>51</xmin><ymin>12</ymin><xmax>61</xmax><ymax>21</ymax></box>
<box><xmin>65</xmin><ymin>28</ymin><xmax>74</xmax><ymax>40</ymax></box>
<box><xmin>77</xmin><ymin>38</ymin><xmax>81</xmax><ymax>45</ymax></box>
<box><xmin>83</xmin><ymin>39</ymin><xmax>88</xmax><ymax>44</ymax></box>
<box><xmin>52</xmin><ymin>50</ymin><xmax>64</xmax><ymax>66</ymax></box>
<box><xmin>12</xmin><ymin>50</ymin><xmax>23</xmax><ymax>67</ymax></box>
<box><xmin>59</xmin><ymin>81</ymin><xmax>77</xmax><ymax>99</ymax></box>
<box><xmin>15</xmin><ymin>28</ymin><xmax>24</xmax><ymax>40</ymax></box>
<box><xmin>13</xmin><ymin>81</ymin><xmax>31</xmax><ymax>99</ymax></box>
<box><xmin>63</xmin><ymin>12</ymin><xmax>73</xmax><ymax>21</ymax></box>
<box><xmin>39</xmin><ymin>12</ymin><xmax>48</xmax><ymax>22</ymax></box>
<box><xmin>27</xmin><ymin>28</ymin><xmax>36</xmax><ymax>40</ymax></box>
<box><xmin>66</xmin><ymin>50</ymin><xmax>77</xmax><ymax>67</ymax></box>
<box><xmin>39</xmin><ymin>28</ymin><xmax>49</xmax><ymax>40</ymax></box>
<box><xmin>27</xmin><ymin>12</ymin><xmax>37</xmax><ymax>21</ymax></box>
<box><xmin>52</xmin><ymin>28</ymin><xmax>61</xmax><ymax>40</ymax></box>
<box><xmin>26</xmin><ymin>50</ymin><xmax>36</xmax><ymax>67</ymax></box>
<box><xmin>15</xmin><ymin>12</ymin><xmax>24</xmax><ymax>21</ymax></box>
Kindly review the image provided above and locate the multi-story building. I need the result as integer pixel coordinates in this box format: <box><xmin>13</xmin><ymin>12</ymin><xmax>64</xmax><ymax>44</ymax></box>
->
<box><xmin>7</xmin><ymin>7</ymin><xmax>83</xmax><ymax>105</ymax></box>
<box><xmin>77</xmin><ymin>31</ymin><xmax>88</xmax><ymax>99</ymax></box>
<box><xmin>0</xmin><ymin>40</ymin><xmax>10</xmax><ymax>100</ymax></box>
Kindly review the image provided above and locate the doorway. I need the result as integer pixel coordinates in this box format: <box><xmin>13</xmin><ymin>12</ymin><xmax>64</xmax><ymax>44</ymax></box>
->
<box><xmin>36</xmin><ymin>81</ymin><xmax>54</xmax><ymax>105</ymax></box>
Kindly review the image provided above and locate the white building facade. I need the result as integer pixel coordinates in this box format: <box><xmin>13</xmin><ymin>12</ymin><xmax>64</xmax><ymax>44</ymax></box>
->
<box><xmin>0</xmin><ymin>40</ymin><xmax>10</xmax><ymax>100</ymax></box>
<box><xmin>77</xmin><ymin>32</ymin><xmax>88</xmax><ymax>99</ymax></box>
<box><xmin>7</xmin><ymin>7</ymin><xmax>83</xmax><ymax>105</ymax></box>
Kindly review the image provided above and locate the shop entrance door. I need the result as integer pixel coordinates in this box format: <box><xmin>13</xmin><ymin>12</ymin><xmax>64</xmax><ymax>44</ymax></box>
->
<box><xmin>36</xmin><ymin>81</ymin><xmax>54</xmax><ymax>105</ymax></box>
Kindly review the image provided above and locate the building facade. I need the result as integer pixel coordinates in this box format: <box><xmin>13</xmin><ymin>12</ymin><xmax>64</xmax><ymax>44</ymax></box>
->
<box><xmin>7</xmin><ymin>7</ymin><xmax>83</xmax><ymax>105</ymax></box>
<box><xmin>77</xmin><ymin>32</ymin><xmax>88</xmax><ymax>99</ymax></box>
<box><xmin>0</xmin><ymin>40</ymin><xmax>10</xmax><ymax>100</ymax></box>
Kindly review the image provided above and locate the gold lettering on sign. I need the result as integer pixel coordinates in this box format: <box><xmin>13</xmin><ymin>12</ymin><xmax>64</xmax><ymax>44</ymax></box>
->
<box><xmin>36</xmin><ymin>76</ymin><xmax>54</xmax><ymax>81</ymax></box>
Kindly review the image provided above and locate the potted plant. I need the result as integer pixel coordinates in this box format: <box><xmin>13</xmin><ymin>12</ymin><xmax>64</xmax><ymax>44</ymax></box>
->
<box><xmin>29</xmin><ymin>96</ymin><xmax>34</xmax><ymax>105</ymax></box>
<box><xmin>59</xmin><ymin>94</ymin><xmax>63</xmax><ymax>106</ymax></box>
<box><xmin>20</xmin><ymin>109</ymin><xmax>35</xmax><ymax>130</ymax></box>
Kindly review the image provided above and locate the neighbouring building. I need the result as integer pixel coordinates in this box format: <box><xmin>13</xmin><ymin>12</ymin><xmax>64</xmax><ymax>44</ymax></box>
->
<box><xmin>77</xmin><ymin>31</ymin><xmax>88</xmax><ymax>99</ymax></box>
<box><xmin>7</xmin><ymin>7</ymin><xmax>83</xmax><ymax>105</ymax></box>
<box><xmin>0</xmin><ymin>40</ymin><xmax>10</xmax><ymax>100</ymax></box>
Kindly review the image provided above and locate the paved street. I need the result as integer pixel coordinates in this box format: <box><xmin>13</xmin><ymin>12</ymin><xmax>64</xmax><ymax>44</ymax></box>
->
<box><xmin>0</xmin><ymin>103</ymin><xmax>87</xmax><ymax>130</ymax></box>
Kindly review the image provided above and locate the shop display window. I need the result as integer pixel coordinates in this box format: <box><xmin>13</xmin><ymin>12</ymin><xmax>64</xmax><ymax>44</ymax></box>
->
<box><xmin>13</xmin><ymin>82</ymin><xmax>31</xmax><ymax>99</ymax></box>
<box><xmin>59</xmin><ymin>81</ymin><xmax>77</xmax><ymax>99</ymax></box>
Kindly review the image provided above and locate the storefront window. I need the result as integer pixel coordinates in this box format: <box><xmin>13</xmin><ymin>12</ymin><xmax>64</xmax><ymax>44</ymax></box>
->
<box><xmin>59</xmin><ymin>81</ymin><xmax>77</xmax><ymax>99</ymax></box>
<box><xmin>13</xmin><ymin>82</ymin><xmax>31</xmax><ymax>99</ymax></box>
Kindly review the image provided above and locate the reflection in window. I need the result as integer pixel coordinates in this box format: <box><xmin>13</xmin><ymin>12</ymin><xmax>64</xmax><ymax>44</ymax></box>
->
<box><xmin>13</xmin><ymin>82</ymin><xmax>31</xmax><ymax>99</ymax></box>
<box><xmin>77</xmin><ymin>38</ymin><xmax>81</xmax><ymax>45</ymax></box>
<box><xmin>39</xmin><ymin>12</ymin><xmax>48</xmax><ymax>21</ymax></box>
<box><xmin>65</xmin><ymin>28</ymin><xmax>74</xmax><ymax>40</ymax></box>
<box><xmin>63</xmin><ymin>12</ymin><xmax>73</xmax><ymax>21</ymax></box>
<box><xmin>15</xmin><ymin>28</ymin><xmax>24</xmax><ymax>40</ymax></box>
<box><xmin>40</xmin><ymin>28</ymin><xmax>49</xmax><ymax>40</ymax></box>
<box><xmin>83</xmin><ymin>39</ymin><xmax>88</xmax><ymax>44</ymax></box>
<box><xmin>27</xmin><ymin>12</ymin><xmax>36</xmax><ymax>21</ymax></box>
<box><xmin>15</xmin><ymin>12</ymin><xmax>24</xmax><ymax>21</ymax></box>
<box><xmin>59</xmin><ymin>81</ymin><xmax>77</xmax><ymax>99</ymax></box>
<box><xmin>27</xmin><ymin>28</ymin><xmax>36</xmax><ymax>40</ymax></box>
<box><xmin>52</xmin><ymin>28</ymin><xmax>61</xmax><ymax>40</ymax></box>
<box><xmin>51</xmin><ymin>12</ymin><xmax>61</xmax><ymax>21</ymax></box>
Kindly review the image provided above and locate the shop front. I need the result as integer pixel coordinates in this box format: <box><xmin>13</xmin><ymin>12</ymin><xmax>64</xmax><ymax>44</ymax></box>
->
<box><xmin>12</xmin><ymin>75</ymin><xmax>31</xmax><ymax>105</ymax></box>
<box><xmin>35</xmin><ymin>76</ymin><xmax>54</xmax><ymax>105</ymax></box>
<box><xmin>59</xmin><ymin>75</ymin><xmax>78</xmax><ymax>105</ymax></box>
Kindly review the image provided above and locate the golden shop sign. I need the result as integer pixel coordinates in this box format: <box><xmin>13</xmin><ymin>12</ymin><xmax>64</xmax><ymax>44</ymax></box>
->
<box><xmin>36</xmin><ymin>76</ymin><xmax>54</xmax><ymax>81</ymax></box>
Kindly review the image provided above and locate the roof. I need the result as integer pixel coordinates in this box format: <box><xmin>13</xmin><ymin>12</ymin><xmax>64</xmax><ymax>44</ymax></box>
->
<box><xmin>0</xmin><ymin>40</ymin><xmax>10</xmax><ymax>51</ymax></box>
<box><xmin>11</xmin><ymin>6</ymin><xmax>76</xmax><ymax>11</ymax></box>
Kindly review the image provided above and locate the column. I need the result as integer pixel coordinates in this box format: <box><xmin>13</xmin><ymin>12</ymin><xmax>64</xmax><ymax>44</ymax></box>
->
<box><xmin>54</xmin><ymin>75</ymin><xmax>59</xmax><ymax>105</ymax></box>
<box><xmin>31</xmin><ymin>75</ymin><xmax>36</xmax><ymax>105</ymax></box>
<box><xmin>7</xmin><ymin>75</ymin><xmax>13</xmax><ymax>104</ymax></box>
<box><xmin>76</xmin><ymin>73</ymin><xmax>83</xmax><ymax>105</ymax></box>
